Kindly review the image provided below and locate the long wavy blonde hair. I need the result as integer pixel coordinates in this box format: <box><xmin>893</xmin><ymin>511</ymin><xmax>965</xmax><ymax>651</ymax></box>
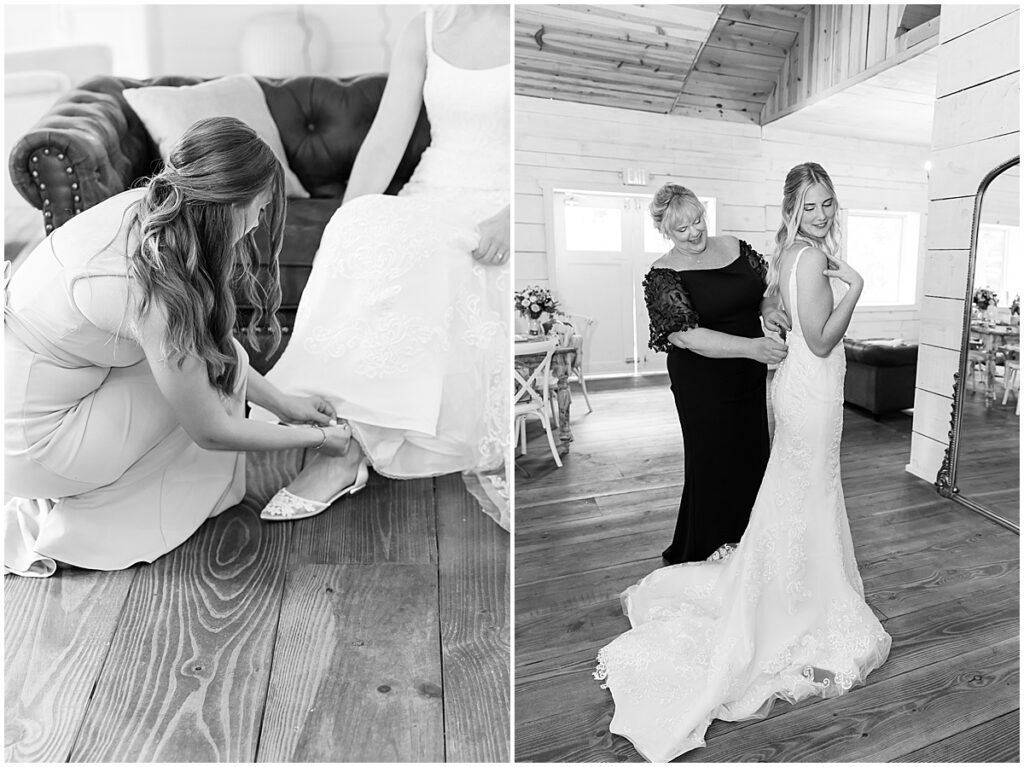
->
<box><xmin>127</xmin><ymin>116</ymin><xmax>285</xmax><ymax>397</ymax></box>
<box><xmin>765</xmin><ymin>162</ymin><xmax>842</xmax><ymax>298</ymax></box>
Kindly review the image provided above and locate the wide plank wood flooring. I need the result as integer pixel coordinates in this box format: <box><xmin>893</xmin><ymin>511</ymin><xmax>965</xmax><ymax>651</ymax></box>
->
<box><xmin>957</xmin><ymin>381</ymin><xmax>1020</xmax><ymax>526</ymax></box>
<box><xmin>514</xmin><ymin>375</ymin><xmax>1019</xmax><ymax>763</ymax></box>
<box><xmin>5</xmin><ymin>450</ymin><xmax>509</xmax><ymax>763</ymax></box>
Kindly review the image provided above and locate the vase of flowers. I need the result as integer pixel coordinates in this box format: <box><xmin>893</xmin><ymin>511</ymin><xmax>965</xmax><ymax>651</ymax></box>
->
<box><xmin>1011</xmin><ymin>295</ymin><xmax>1020</xmax><ymax>326</ymax></box>
<box><xmin>973</xmin><ymin>287</ymin><xmax>999</xmax><ymax>322</ymax></box>
<box><xmin>514</xmin><ymin>285</ymin><xmax>560</xmax><ymax>336</ymax></box>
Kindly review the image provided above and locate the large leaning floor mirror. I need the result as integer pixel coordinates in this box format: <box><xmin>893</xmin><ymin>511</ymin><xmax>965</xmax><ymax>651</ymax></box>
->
<box><xmin>938</xmin><ymin>157</ymin><xmax>1020</xmax><ymax>532</ymax></box>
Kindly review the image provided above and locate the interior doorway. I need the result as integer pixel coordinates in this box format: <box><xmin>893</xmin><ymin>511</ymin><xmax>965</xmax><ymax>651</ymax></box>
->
<box><xmin>551</xmin><ymin>189</ymin><xmax>716</xmax><ymax>376</ymax></box>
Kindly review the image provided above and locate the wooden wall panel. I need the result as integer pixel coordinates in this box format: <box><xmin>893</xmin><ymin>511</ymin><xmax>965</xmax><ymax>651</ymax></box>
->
<box><xmin>514</xmin><ymin>253</ymin><xmax>548</xmax><ymax>283</ymax></box>
<box><xmin>718</xmin><ymin>204</ymin><xmax>765</xmax><ymax>233</ymax></box>
<box><xmin>936</xmin><ymin>12</ymin><xmax>1020</xmax><ymax>98</ymax></box>
<box><xmin>908</xmin><ymin>8</ymin><xmax>1019</xmax><ymax>481</ymax></box>
<box><xmin>915</xmin><ymin>343</ymin><xmax>963</xmax><ymax>396</ymax></box>
<box><xmin>924</xmin><ymin>197</ymin><xmax>976</xmax><ymax>251</ymax></box>
<box><xmin>515</xmin><ymin>223</ymin><xmax>546</xmax><ymax>254</ymax></box>
<box><xmin>846</xmin><ymin>308</ymin><xmax>922</xmax><ymax>343</ymax></box>
<box><xmin>800</xmin><ymin>9</ymin><xmax>815</xmax><ymax>103</ymax></box>
<box><xmin>928</xmin><ymin>133</ymin><xmax>1021</xmax><ymax>199</ymax></box>
<box><xmin>847</xmin><ymin>5</ymin><xmax>868</xmax><ymax>75</ymax></box>
<box><xmin>884</xmin><ymin>5</ymin><xmax>903</xmax><ymax>59</ymax></box>
<box><xmin>939</xmin><ymin>4</ymin><xmax>1019</xmax><ymax>44</ymax></box>
<box><xmin>514</xmin><ymin>95</ymin><xmax>765</xmax><ymax>291</ymax></box>
<box><xmin>834</xmin><ymin>5</ymin><xmax>851</xmax><ymax>84</ymax></box>
<box><xmin>763</xmin><ymin>3</ymin><xmax>938</xmax><ymax>125</ymax></box>
<box><xmin>930</xmin><ymin>71</ymin><xmax>1019</xmax><ymax>150</ymax></box>
<box><xmin>908</xmin><ymin>430</ymin><xmax>948</xmax><ymax>481</ymax></box>
<box><xmin>921</xmin><ymin>250</ymin><xmax>970</xmax><ymax>300</ymax></box>
<box><xmin>918</xmin><ymin>296</ymin><xmax>965</xmax><ymax>351</ymax></box>
<box><xmin>914</xmin><ymin>389</ymin><xmax>955</xmax><ymax>443</ymax></box>
<box><xmin>865</xmin><ymin>5</ymin><xmax>891</xmax><ymax>69</ymax></box>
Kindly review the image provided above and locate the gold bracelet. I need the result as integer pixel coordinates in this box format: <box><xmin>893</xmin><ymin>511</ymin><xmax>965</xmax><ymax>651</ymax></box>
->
<box><xmin>313</xmin><ymin>425</ymin><xmax>326</xmax><ymax>450</ymax></box>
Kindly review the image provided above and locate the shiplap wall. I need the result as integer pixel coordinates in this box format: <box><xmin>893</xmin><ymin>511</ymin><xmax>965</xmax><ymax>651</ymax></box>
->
<box><xmin>516</xmin><ymin>94</ymin><xmax>930</xmax><ymax>340</ymax></box>
<box><xmin>907</xmin><ymin>5</ymin><xmax>1020</xmax><ymax>482</ymax></box>
<box><xmin>515</xmin><ymin>96</ymin><xmax>767</xmax><ymax>288</ymax></box>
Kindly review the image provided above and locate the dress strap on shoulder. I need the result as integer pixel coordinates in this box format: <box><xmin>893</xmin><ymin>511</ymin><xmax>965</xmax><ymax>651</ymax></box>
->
<box><xmin>791</xmin><ymin>243</ymin><xmax>814</xmax><ymax>274</ymax></box>
<box><xmin>424</xmin><ymin>7</ymin><xmax>434</xmax><ymax>49</ymax></box>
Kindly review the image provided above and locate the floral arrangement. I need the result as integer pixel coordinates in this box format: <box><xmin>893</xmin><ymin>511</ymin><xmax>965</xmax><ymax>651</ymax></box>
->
<box><xmin>514</xmin><ymin>285</ymin><xmax>560</xmax><ymax>319</ymax></box>
<box><xmin>973</xmin><ymin>287</ymin><xmax>999</xmax><ymax>312</ymax></box>
<box><xmin>1012</xmin><ymin>295</ymin><xmax>1020</xmax><ymax>316</ymax></box>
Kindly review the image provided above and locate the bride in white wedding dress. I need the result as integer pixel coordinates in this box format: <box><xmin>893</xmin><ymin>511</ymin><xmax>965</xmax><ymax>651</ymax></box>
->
<box><xmin>594</xmin><ymin>163</ymin><xmax>892</xmax><ymax>762</ymax></box>
<box><xmin>250</xmin><ymin>5</ymin><xmax>510</xmax><ymax>529</ymax></box>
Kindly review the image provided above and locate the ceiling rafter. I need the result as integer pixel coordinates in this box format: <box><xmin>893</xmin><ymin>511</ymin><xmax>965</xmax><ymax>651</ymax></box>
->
<box><xmin>669</xmin><ymin>5</ymin><xmax>726</xmax><ymax>113</ymax></box>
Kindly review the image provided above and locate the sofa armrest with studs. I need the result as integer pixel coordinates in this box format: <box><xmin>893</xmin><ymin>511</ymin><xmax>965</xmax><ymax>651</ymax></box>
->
<box><xmin>9</xmin><ymin>74</ymin><xmax>431</xmax><ymax>372</ymax></box>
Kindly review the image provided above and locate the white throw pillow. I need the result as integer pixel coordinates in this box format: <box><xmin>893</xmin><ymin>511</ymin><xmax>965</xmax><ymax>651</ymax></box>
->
<box><xmin>123</xmin><ymin>73</ymin><xmax>308</xmax><ymax>199</ymax></box>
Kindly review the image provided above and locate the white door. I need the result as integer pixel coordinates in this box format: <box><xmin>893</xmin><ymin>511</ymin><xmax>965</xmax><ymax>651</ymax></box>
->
<box><xmin>552</xmin><ymin>190</ymin><xmax>715</xmax><ymax>376</ymax></box>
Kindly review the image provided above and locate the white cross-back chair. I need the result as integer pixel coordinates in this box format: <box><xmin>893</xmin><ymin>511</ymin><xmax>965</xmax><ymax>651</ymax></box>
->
<box><xmin>545</xmin><ymin>314</ymin><xmax>595</xmax><ymax>416</ymax></box>
<box><xmin>1001</xmin><ymin>343</ymin><xmax>1020</xmax><ymax>414</ymax></box>
<box><xmin>514</xmin><ymin>338</ymin><xmax>562</xmax><ymax>468</ymax></box>
<box><xmin>566</xmin><ymin>314</ymin><xmax>595</xmax><ymax>413</ymax></box>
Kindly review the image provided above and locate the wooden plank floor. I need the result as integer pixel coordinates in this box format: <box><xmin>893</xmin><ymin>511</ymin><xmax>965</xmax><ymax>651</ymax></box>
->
<box><xmin>957</xmin><ymin>383</ymin><xmax>1020</xmax><ymax>526</ymax></box>
<box><xmin>514</xmin><ymin>375</ymin><xmax>1019</xmax><ymax>763</ymax></box>
<box><xmin>5</xmin><ymin>449</ymin><xmax>509</xmax><ymax>763</ymax></box>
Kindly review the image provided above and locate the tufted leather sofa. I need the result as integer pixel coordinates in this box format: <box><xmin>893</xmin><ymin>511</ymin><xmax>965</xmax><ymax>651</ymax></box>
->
<box><xmin>8</xmin><ymin>74</ymin><xmax>431</xmax><ymax>372</ymax></box>
<box><xmin>843</xmin><ymin>338</ymin><xmax>919</xmax><ymax>417</ymax></box>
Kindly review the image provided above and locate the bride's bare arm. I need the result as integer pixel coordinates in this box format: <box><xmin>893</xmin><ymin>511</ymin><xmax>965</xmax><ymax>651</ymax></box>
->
<box><xmin>341</xmin><ymin>13</ymin><xmax>428</xmax><ymax>205</ymax></box>
<box><xmin>796</xmin><ymin>247</ymin><xmax>863</xmax><ymax>357</ymax></box>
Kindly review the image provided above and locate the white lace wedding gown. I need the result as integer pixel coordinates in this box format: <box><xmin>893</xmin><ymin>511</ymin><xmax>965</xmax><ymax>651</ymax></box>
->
<box><xmin>252</xmin><ymin>10</ymin><xmax>510</xmax><ymax>529</ymax></box>
<box><xmin>594</xmin><ymin>246</ymin><xmax>892</xmax><ymax>761</ymax></box>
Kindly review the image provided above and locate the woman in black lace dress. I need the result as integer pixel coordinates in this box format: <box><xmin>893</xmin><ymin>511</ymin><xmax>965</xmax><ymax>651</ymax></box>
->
<box><xmin>644</xmin><ymin>184</ymin><xmax>790</xmax><ymax>564</ymax></box>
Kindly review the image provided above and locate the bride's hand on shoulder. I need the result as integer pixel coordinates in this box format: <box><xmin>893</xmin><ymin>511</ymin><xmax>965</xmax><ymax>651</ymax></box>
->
<box><xmin>472</xmin><ymin>207</ymin><xmax>510</xmax><ymax>266</ymax></box>
<box><xmin>823</xmin><ymin>256</ymin><xmax>863</xmax><ymax>288</ymax></box>
<box><xmin>276</xmin><ymin>394</ymin><xmax>337</xmax><ymax>426</ymax></box>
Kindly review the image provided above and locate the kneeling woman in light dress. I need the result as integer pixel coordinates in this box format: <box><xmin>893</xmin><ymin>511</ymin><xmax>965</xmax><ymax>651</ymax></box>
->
<box><xmin>594</xmin><ymin>163</ymin><xmax>891</xmax><ymax>761</ymax></box>
<box><xmin>5</xmin><ymin>117</ymin><xmax>353</xmax><ymax>577</ymax></box>
<box><xmin>251</xmin><ymin>5</ymin><xmax>511</xmax><ymax>529</ymax></box>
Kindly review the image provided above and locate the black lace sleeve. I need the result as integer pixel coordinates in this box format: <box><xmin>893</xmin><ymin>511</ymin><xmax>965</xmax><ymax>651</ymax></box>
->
<box><xmin>741</xmin><ymin>240</ymin><xmax>769</xmax><ymax>290</ymax></box>
<box><xmin>643</xmin><ymin>269</ymin><xmax>699</xmax><ymax>353</ymax></box>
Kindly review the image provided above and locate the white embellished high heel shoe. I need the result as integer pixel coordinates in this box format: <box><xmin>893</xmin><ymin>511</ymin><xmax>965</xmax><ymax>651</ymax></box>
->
<box><xmin>260</xmin><ymin>458</ymin><xmax>370</xmax><ymax>522</ymax></box>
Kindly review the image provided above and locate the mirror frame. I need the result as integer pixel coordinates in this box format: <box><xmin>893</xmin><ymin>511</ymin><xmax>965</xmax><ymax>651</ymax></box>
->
<box><xmin>935</xmin><ymin>156</ymin><xmax>1020</xmax><ymax>533</ymax></box>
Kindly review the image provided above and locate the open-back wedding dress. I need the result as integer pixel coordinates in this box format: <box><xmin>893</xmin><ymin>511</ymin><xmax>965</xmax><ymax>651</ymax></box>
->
<box><xmin>594</xmin><ymin>245</ymin><xmax>891</xmax><ymax>761</ymax></box>
<box><xmin>251</xmin><ymin>10</ymin><xmax>510</xmax><ymax>529</ymax></box>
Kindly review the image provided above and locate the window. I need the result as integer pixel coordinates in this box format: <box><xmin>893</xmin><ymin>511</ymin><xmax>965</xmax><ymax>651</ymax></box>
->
<box><xmin>562</xmin><ymin>198</ymin><xmax>623</xmax><ymax>252</ymax></box>
<box><xmin>643</xmin><ymin>197</ymin><xmax>716</xmax><ymax>253</ymax></box>
<box><xmin>976</xmin><ymin>224</ymin><xmax>1020</xmax><ymax>306</ymax></box>
<box><xmin>5</xmin><ymin>5</ymin><xmax>148</xmax><ymax>77</ymax></box>
<box><xmin>843</xmin><ymin>210</ymin><xmax>920</xmax><ymax>306</ymax></box>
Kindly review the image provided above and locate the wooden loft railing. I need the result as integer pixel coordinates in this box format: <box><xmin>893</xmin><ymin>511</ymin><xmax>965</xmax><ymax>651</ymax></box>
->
<box><xmin>761</xmin><ymin>4</ymin><xmax>941</xmax><ymax>125</ymax></box>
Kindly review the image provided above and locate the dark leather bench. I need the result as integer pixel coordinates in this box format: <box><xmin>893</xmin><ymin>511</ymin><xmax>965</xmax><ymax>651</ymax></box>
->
<box><xmin>843</xmin><ymin>338</ymin><xmax>919</xmax><ymax>417</ymax></box>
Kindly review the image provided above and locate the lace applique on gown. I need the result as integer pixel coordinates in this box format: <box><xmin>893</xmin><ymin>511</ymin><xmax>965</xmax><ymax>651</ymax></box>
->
<box><xmin>251</xmin><ymin>10</ymin><xmax>511</xmax><ymax>529</ymax></box>
<box><xmin>594</xmin><ymin>245</ymin><xmax>891</xmax><ymax>762</ymax></box>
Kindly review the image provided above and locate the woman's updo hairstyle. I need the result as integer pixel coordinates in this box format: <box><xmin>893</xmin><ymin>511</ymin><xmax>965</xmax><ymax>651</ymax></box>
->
<box><xmin>128</xmin><ymin>116</ymin><xmax>285</xmax><ymax>397</ymax></box>
<box><xmin>649</xmin><ymin>183</ymin><xmax>706</xmax><ymax>238</ymax></box>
